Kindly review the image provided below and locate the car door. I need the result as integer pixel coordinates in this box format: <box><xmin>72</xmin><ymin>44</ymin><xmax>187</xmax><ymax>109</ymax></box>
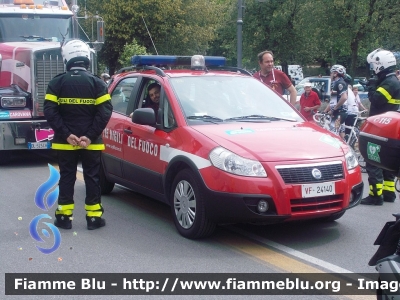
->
<box><xmin>121</xmin><ymin>77</ymin><xmax>177</xmax><ymax>199</ymax></box>
<box><xmin>102</xmin><ymin>77</ymin><xmax>138</xmax><ymax>179</ymax></box>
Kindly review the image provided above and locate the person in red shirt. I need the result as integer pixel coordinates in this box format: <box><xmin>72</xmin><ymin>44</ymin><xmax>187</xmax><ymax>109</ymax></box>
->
<box><xmin>299</xmin><ymin>82</ymin><xmax>321</xmax><ymax>121</ymax></box>
<box><xmin>253</xmin><ymin>50</ymin><xmax>297</xmax><ymax>105</ymax></box>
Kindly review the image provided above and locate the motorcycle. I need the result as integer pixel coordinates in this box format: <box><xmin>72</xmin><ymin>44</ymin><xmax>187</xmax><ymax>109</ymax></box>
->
<box><xmin>359</xmin><ymin>111</ymin><xmax>400</xmax><ymax>299</ymax></box>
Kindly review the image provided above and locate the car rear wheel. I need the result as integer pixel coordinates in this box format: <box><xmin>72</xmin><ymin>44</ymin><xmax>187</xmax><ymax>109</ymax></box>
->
<box><xmin>170</xmin><ymin>169</ymin><xmax>216</xmax><ymax>239</ymax></box>
<box><xmin>99</xmin><ymin>162</ymin><xmax>115</xmax><ymax>195</ymax></box>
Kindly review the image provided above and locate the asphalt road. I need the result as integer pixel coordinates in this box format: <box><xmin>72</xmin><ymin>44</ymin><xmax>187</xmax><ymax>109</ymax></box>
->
<box><xmin>2</xmin><ymin>150</ymin><xmax>398</xmax><ymax>300</ymax></box>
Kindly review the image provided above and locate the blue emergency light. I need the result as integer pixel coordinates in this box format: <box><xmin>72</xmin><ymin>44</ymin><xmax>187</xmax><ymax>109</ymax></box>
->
<box><xmin>131</xmin><ymin>55</ymin><xmax>226</xmax><ymax>68</ymax></box>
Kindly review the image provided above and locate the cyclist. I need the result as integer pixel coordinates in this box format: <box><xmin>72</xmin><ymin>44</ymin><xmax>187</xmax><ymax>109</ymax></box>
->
<box><xmin>323</xmin><ymin>64</ymin><xmax>348</xmax><ymax>139</ymax></box>
<box><xmin>344</xmin><ymin>74</ymin><xmax>360</xmax><ymax>136</ymax></box>
<box><xmin>361</xmin><ymin>49</ymin><xmax>400</xmax><ymax>206</ymax></box>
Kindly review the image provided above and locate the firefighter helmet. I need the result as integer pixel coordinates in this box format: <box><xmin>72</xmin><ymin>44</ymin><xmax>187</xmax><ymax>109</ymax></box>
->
<box><xmin>61</xmin><ymin>39</ymin><xmax>91</xmax><ymax>70</ymax></box>
<box><xmin>367</xmin><ymin>49</ymin><xmax>397</xmax><ymax>75</ymax></box>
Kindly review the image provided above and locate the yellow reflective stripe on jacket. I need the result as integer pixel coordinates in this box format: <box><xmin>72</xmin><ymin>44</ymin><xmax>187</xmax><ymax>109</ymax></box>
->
<box><xmin>52</xmin><ymin>143</ymin><xmax>105</xmax><ymax>150</ymax></box>
<box><xmin>44</xmin><ymin>94</ymin><xmax>111</xmax><ymax>105</ymax></box>
<box><xmin>59</xmin><ymin>98</ymin><xmax>96</xmax><ymax>105</ymax></box>
<box><xmin>377</xmin><ymin>87</ymin><xmax>400</xmax><ymax>104</ymax></box>
<box><xmin>85</xmin><ymin>204</ymin><xmax>102</xmax><ymax>211</ymax></box>
<box><xmin>95</xmin><ymin>94</ymin><xmax>111</xmax><ymax>105</ymax></box>
<box><xmin>45</xmin><ymin>94</ymin><xmax>58</xmax><ymax>103</ymax></box>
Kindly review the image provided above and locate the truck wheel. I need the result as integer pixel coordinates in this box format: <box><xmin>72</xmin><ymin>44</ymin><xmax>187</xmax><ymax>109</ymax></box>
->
<box><xmin>99</xmin><ymin>163</ymin><xmax>114</xmax><ymax>195</ymax></box>
<box><xmin>0</xmin><ymin>150</ymin><xmax>12</xmax><ymax>165</ymax></box>
<box><xmin>319</xmin><ymin>211</ymin><xmax>346</xmax><ymax>222</ymax></box>
<box><xmin>170</xmin><ymin>169</ymin><xmax>216</xmax><ymax>239</ymax></box>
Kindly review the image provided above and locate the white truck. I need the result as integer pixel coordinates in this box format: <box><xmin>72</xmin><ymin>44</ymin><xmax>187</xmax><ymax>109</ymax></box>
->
<box><xmin>0</xmin><ymin>0</ymin><xmax>104</xmax><ymax>164</ymax></box>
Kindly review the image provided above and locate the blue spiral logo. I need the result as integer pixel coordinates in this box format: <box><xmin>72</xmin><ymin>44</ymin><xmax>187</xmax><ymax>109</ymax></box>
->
<box><xmin>29</xmin><ymin>214</ymin><xmax>61</xmax><ymax>254</ymax></box>
<box><xmin>34</xmin><ymin>164</ymin><xmax>60</xmax><ymax>211</ymax></box>
<box><xmin>29</xmin><ymin>164</ymin><xmax>62</xmax><ymax>254</ymax></box>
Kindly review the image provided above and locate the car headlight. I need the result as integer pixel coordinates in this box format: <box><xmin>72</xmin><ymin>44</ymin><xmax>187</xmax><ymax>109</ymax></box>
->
<box><xmin>345</xmin><ymin>148</ymin><xmax>359</xmax><ymax>170</ymax></box>
<box><xmin>209</xmin><ymin>147</ymin><xmax>267</xmax><ymax>177</ymax></box>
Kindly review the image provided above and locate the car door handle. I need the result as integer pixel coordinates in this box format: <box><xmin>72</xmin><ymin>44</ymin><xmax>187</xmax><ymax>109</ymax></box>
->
<box><xmin>124</xmin><ymin>129</ymin><xmax>133</xmax><ymax>134</ymax></box>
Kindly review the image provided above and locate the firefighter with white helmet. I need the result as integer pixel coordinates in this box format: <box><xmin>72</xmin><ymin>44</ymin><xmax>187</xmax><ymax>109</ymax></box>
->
<box><xmin>361</xmin><ymin>49</ymin><xmax>400</xmax><ymax>205</ymax></box>
<box><xmin>44</xmin><ymin>39</ymin><xmax>112</xmax><ymax>229</ymax></box>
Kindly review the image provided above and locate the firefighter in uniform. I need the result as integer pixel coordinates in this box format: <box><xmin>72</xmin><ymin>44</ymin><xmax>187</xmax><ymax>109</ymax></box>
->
<box><xmin>44</xmin><ymin>39</ymin><xmax>112</xmax><ymax>229</ymax></box>
<box><xmin>361</xmin><ymin>49</ymin><xmax>400</xmax><ymax>205</ymax></box>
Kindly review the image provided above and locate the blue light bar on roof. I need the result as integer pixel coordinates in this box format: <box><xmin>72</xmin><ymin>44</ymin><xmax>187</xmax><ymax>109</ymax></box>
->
<box><xmin>131</xmin><ymin>55</ymin><xmax>226</xmax><ymax>67</ymax></box>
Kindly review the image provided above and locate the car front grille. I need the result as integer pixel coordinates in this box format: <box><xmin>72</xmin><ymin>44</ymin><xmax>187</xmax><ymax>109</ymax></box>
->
<box><xmin>290</xmin><ymin>194</ymin><xmax>343</xmax><ymax>213</ymax></box>
<box><xmin>276</xmin><ymin>162</ymin><xmax>344</xmax><ymax>184</ymax></box>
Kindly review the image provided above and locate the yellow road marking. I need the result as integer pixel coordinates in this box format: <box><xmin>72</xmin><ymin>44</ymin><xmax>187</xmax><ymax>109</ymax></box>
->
<box><xmin>217</xmin><ymin>230</ymin><xmax>375</xmax><ymax>300</ymax></box>
<box><xmin>218</xmin><ymin>229</ymin><xmax>323</xmax><ymax>273</ymax></box>
<box><xmin>52</xmin><ymin>163</ymin><xmax>374</xmax><ymax>299</ymax></box>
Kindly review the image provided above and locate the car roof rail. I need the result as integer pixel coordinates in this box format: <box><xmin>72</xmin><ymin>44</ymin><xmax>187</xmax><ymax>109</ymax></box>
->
<box><xmin>143</xmin><ymin>65</ymin><xmax>167</xmax><ymax>77</ymax></box>
<box><xmin>115</xmin><ymin>65</ymin><xmax>166</xmax><ymax>77</ymax></box>
<box><xmin>115</xmin><ymin>66</ymin><xmax>136</xmax><ymax>74</ymax></box>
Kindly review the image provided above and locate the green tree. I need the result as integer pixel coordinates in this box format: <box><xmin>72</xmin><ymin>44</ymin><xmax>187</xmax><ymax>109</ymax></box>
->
<box><xmin>118</xmin><ymin>39</ymin><xmax>148</xmax><ymax>67</ymax></box>
<box><xmin>80</xmin><ymin>0</ymin><xmax>225</xmax><ymax>74</ymax></box>
<box><xmin>74</xmin><ymin>0</ymin><xmax>400</xmax><ymax>77</ymax></box>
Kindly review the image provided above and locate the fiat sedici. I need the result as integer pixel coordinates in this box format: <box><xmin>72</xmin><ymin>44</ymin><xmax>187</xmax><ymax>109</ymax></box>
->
<box><xmin>101</xmin><ymin>55</ymin><xmax>363</xmax><ymax>239</ymax></box>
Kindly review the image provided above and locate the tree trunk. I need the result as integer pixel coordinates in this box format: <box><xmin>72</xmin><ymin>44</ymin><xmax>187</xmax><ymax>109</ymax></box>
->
<box><xmin>350</xmin><ymin>39</ymin><xmax>359</xmax><ymax>81</ymax></box>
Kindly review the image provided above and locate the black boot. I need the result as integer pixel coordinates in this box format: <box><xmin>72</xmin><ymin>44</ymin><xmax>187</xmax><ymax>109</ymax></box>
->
<box><xmin>86</xmin><ymin>216</ymin><xmax>106</xmax><ymax>230</ymax></box>
<box><xmin>54</xmin><ymin>214</ymin><xmax>72</xmax><ymax>229</ymax></box>
<box><xmin>383</xmin><ymin>192</ymin><xmax>396</xmax><ymax>203</ymax></box>
<box><xmin>360</xmin><ymin>195</ymin><xmax>383</xmax><ymax>206</ymax></box>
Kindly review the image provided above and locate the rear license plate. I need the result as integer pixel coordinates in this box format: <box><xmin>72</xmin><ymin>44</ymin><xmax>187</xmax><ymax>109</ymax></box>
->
<box><xmin>28</xmin><ymin>142</ymin><xmax>51</xmax><ymax>149</ymax></box>
<box><xmin>301</xmin><ymin>182</ymin><xmax>335</xmax><ymax>198</ymax></box>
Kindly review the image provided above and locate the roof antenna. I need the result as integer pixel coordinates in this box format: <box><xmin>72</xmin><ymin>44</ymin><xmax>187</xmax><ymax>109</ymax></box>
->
<box><xmin>142</xmin><ymin>16</ymin><xmax>158</xmax><ymax>55</ymax></box>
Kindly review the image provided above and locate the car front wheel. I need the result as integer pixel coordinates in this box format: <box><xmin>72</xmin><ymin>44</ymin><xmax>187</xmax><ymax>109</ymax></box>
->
<box><xmin>170</xmin><ymin>169</ymin><xmax>216</xmax><ymax>239</ymax></box>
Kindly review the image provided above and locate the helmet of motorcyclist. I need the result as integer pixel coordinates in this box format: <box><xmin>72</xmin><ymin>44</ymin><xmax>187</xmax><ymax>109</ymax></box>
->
<box><xmin>61</xmin><ymin>39</ymin><xmax>91</xmax><ymax>70</ymax></box>
<box><xmin>330</xmin><ymin>64</ymin><xmax>346</xmax><ymax>77</ymax></box>
<box><xmin>367</xmin><ymin>48</ymin><xmax>397</xmax><ymax>75</ymax></box>
<box><xmin>344</xmin><ymin>74</ymin><xmax>352</xmax><ymax>84</ymax></box>
<box><xmin>101</xmin><ymin>73</ymin><xmax>110</xmax><ymax>80</ymax></box>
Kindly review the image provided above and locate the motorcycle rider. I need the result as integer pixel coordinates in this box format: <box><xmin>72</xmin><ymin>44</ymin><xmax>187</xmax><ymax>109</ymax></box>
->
<box><xmin>361</xmin><ymin>49</ymin><xmax>400</xmax><ymax>205</ymax></box>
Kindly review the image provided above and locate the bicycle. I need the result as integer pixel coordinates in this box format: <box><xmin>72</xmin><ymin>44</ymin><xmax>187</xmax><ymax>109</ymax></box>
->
<box><xmin>343</xmin><ymin>110</ymin><xmax>368</xmax><ymax>151</ymax></box>
<box><xmin>343</xmin><ymin>110</ymin><xmax>368</xmax><ymax>173</ymax></box>
<box><xmin>313</xmin><ymin>110</ymin><xmax>368</xmax><ymax>173</ymax></box>
<box><xmin>312</xmin><ymin>111</ymin><xmax>340</xmax><ymax>135</ymax></box>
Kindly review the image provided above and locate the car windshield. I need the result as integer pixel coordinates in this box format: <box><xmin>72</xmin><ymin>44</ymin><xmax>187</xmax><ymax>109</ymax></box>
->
<box><xmin>170</xmin><ymin>76</ymin><xmax>302</xmax><ymax>123</ymax></box>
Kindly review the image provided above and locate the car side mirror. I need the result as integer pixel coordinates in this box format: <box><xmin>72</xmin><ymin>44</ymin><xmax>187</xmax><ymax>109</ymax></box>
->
<box><xmin>132</xmin><ymin>108</ymin><xmax>156</xmax><ymax>126</ymax></box>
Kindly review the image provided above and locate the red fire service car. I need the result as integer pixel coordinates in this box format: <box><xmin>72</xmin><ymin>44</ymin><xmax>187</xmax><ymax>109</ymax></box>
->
<box><xmin>101</xmin><ymin>55</ymin><xmax>363</xmax><ymax>239</ymax></box>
